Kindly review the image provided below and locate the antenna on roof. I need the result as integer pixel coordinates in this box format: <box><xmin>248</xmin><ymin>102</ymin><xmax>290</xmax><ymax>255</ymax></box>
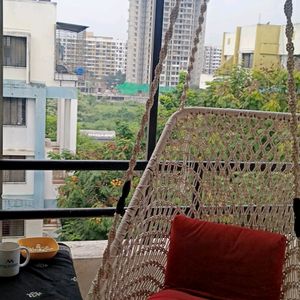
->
<box><xmin>258</xmin><ymin>13</ymin><xmax>262</xmax><ymax>24</ymax></box>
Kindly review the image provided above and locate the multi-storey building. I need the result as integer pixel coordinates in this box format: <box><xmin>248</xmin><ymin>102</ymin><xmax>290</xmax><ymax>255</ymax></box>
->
<box><xmin>221</xmin><ymin>23</ymin><xmax>300</xmax><ymax>70</ymax></box>
<box><xmin>57</xmin><ymin>29</ymin><xmax>127</xmax><ymax>83</ymax></box>
<box><xmin>126</xmin><ymin>0</ymin><xmax>206</xmax><ymax>87</ymax></box>
<box><xmin>56</xmin><ymin>22</ymin><xmax>88</xmax><ymax>77</ymax></box>
<box><xmin>84</xmin><ymin>32</ymin><xmax>127</xmax><ymax>80</ymax></box>
<box><xmin>3</xmin><ymin>0</ymin><xmax>78</xmax><ymax>238</ymax></box>
<box><xmin>203</xmin><ymin>46</ymin><xmax>222</xmax><ymax>74</ymax></box>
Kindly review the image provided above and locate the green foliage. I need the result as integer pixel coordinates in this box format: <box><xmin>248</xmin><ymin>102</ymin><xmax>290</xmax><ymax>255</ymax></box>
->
<box><xmin>46</xmin><ymin>100</ymin><xmax>57</xmax><ymax>141</ymax></box>
<box><xmin>56</xmin><ymin>66</ymin><xmax>300</xmax><ymax>241</ymax></box>
<box><xmin>58</xmin><ymin>218</ymin><xmax>113</xmax><ymax>241</ymax></box>
<box><xmin>103</xmin><ymin>70</ymin><xmax>126</xmax><ymax>88</ymax></box>
<box><xmin>55</xmin><ymin>150</ymin><xmax>124</xmax><ymax>240</ymax></box>
<box><xmin>158</xmin><ymin>71</ymin><xmax>204</xmax><ymax>136</ymax></box>
<box><xmin>77</xmin><ymin>93</ymin><xmax>144</xmax><ymax>132</ymax></box>
<box><xmin>52</xmin><ymin>104</ymin><xmax>139</xmax><ymax>240</ymax></box>
<box><xmin>58</xmin><ymin>170</ymin><xmax>122</xmax><ymax>208</ymax></box>
<box><xmin>202</xmin><ymin>66</ymin><xmax>300</xmax><ymax>111</ymax></box>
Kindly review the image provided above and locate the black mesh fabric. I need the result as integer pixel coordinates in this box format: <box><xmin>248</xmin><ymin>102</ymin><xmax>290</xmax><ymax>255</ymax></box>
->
<box><xmin>0</xmin><ymin>243</ymin><xmax>82</xmax><ymax>300</ymax></box>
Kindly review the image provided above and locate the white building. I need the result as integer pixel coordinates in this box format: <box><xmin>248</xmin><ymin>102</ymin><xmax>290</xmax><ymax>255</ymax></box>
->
<box><xmin>126</xmin><ymin>0</ymin><xmax>206</xmax><ymax>87</ymax></box>
<box><xmin>3</xmin><ymin>0</ymin><xmax>78</xmax><ymax>238</ymax></box>
<box><xmin>203</xmin><ymin>46</ymin><xmax>222</xmax><ymax>74</ymax></box>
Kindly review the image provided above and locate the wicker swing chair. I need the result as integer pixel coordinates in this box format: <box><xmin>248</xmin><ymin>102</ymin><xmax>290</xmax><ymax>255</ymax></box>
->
<box><xmin>88</xmin><ymin>0</ymin><xmax>300</xmax><ymax>299</ymax></box>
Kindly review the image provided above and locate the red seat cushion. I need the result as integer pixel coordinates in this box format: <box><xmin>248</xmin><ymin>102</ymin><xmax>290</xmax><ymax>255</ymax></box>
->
<box><xmin>164</xmin><ymin>215</ymin><xmax>287</xmax><ymax>300</ymax></box>
<box><xmin>148</xmin><ymin>289</ymin><xmax>209</xmax><ymax>300</ymax></box>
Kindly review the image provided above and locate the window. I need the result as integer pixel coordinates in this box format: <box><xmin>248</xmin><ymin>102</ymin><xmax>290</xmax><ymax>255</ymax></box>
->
<box><xmin>2</xmin><ymin>220</ymin><xmax>24</xmax><ymax>237</ymax></box>
<box><xmin>3</xmin><ymin>156</ymin><xmax>26</xmax><ymax>183</ymax></box>
<box><xmin>3</xmin><ymin>98</ymin><xmax>26</xmax><ymax>126</ymax></box>
<box><xmin>242</xmin><ymin>53</ymin><xmax>254</xmax><ymax>68</ymax></box>
<box><xmin>3</xmin><ymin>36</ymin><xmax>27</xmax><ymax>67</ymax></box>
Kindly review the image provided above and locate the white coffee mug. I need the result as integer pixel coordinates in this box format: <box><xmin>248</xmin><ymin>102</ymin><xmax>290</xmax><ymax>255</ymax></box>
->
<box><xmin>0</xmin><ymin>242</ymin><xmax>30</xmax><ymax>277</ymax></box>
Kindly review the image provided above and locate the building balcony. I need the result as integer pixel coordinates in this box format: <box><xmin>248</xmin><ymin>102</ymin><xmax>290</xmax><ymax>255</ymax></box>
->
<box><xmin>65</xmin><ymin>240</ymin><xmax>107</xmax><ymax>298</ymax></box>
<box><xmin>54</xmin><ymin>72</ymin><xmax>78</xmax><ymax>82</ymax></box>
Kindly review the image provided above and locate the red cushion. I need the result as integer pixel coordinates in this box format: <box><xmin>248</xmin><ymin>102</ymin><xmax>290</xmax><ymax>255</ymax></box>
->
<box><xmin>165</xmin><ymin>215</ymin><xmax>286</xmax><ymax>300</ymax></box>
<box><xmin>148</xmin><ymin>289</ymin><xmax>208</xmax><ymax>300</ymax></box>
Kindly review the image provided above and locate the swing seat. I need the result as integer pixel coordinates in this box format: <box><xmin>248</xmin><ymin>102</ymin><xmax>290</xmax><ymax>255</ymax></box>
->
<box><xmin>149</xmin><ymin>215</ymin><xmax>286</xmax><ymax>300</ymax></box>
<box><xmin>93</xmin><ymin>108</ymin><xmax>300</xmax><ymax>300</ymax></box>
<box><xmin>148</xmin><ymin>289</ymin><xmax>209</xmax><ymax>300</ymax></box>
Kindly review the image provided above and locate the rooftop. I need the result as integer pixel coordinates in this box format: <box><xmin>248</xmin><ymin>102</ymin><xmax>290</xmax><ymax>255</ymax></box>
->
<box><xmin>56</xmin><ymin>22</ymin><xmax>88</xmax><ymax>33</ymax></box>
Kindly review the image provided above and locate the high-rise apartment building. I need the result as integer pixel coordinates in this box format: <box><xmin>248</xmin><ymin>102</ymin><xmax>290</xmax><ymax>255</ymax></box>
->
<box><xmin>85</xmin><ymin>32</ymin><xmax>127</xmax><ymax>80</ymax></box>
<box><xmin>203</xmin><ymin>46</ymin><xmax>222</xmax><ymax>74</ymax></box>
<box><xmin>126</xmin><ymin>0</ymin><xmax>206</xmax><ymax>87</ymax></box>
<box><xmin>57</xmin><ymin>29</ymin><xmax>127</xmax><ymax>82</ymax></box>
<box><xmin>56</xmin><ymin>22</ymin><xmax>88</xmax><ymax>76</ymax></box>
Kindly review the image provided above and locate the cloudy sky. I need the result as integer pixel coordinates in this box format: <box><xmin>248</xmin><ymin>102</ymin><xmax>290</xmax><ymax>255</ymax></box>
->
<box><xmin>56</xmin><ymin>0</ymin><xmax>300</xmax><ymax>46</ymax></box>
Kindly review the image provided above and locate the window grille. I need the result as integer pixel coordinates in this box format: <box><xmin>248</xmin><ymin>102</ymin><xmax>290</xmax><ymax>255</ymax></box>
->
<box><xmin>3</xmin><ymin>156</ymin><xmax>26</xmax><ymax>183</ymax></box>
<box><xmin>242</xmin><ymin>53</ymin><xmax>254</xmax><ymax>68</ymax></box>
<box><xmin>2</xmin><ymin>220</ymin><xmax>24</xmax><ymax>237</ymax></box>
<box><xmin>3</xmin><ymin>98</ymin><xmax>26</xmax><ymax>126</ymax></box>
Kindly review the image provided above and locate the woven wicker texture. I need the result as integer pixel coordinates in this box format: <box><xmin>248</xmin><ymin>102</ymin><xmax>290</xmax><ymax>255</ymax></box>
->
<box><xmin>87</xmin><ymin>1</ymin><xmax>299</xmax><ymax>299</ymax></box>
<box><xmin>93</xmin><ymin>108</ymin><xmax>300</xmax><ymax>300</ymax></box>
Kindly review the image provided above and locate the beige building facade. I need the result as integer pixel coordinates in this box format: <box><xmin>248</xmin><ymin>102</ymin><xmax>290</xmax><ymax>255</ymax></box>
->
<box><xmin>221</xmin><ymin>23</ymin><xmax>300</xmax><ymax>71</ymax></box>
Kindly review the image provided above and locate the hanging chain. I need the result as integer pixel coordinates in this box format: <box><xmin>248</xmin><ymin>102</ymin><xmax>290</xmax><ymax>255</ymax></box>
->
<box><xmin>90</xmin><ymin>1</ymin><xmax>182</xmax><ymax>298</ymax></box>
<box><xmin>125</xmin><ymin>0</ymin><xmax>182</xmax><ymax>182</ymax></box>
<box><xmin>179</xmin><ymin>0</ymin><xmax>208</xmax><ymax>109</ymax></box>
<box><xmin>284</xmin><ymin>0</ymin><xmax>299</xmax><ymax>198</ymax></box>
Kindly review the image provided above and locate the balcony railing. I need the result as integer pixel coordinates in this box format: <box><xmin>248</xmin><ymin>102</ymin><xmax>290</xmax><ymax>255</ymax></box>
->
<box><xmin>0</xmin><ymin>0</ymin><xmax>165</xmax><ymax>224</ymax></box>
<box><xmin>54</xmin><ymin>72</ymin><xmax>78</xmax><ymax>82</ymax></box>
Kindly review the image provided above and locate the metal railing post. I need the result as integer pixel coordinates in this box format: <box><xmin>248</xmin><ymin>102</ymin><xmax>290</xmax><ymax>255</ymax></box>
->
<box><xmin>147</xmin><ymin>0</ymin><xmax>164</xmax><ymax>160</ymax></box>
<box><xmin>0</xmin><ymin>0</ymin><xmax>4</xmax><ymax>241</ymax></box>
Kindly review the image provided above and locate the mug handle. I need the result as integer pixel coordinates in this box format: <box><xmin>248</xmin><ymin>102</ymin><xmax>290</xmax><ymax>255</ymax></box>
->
<box><xmin>19</xmin><ymin>246</ymin><xmax>30</xmax><ymax>267</ymax></box>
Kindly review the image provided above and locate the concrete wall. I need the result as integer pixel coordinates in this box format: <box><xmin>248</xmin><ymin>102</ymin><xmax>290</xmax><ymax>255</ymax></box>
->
<box><xmin>279</xmin><ymin>23</ymin><xmax>300</xmax><ymax>55</ymax></box>
<box><xmin>223</xmin><ymin>33</ymin><xmax>235</xmax><ymax>57</ymax></box>
<box><xmin>65</xmin><ymin>241</ymin><xmax>107</xmax><ymax>299</ymax></box>
<box><xmin>200</xmin><ymin>73</ymin><xmax>214</xmax><ymax>89</ymax></box>
<box><xmin>221</xmin><ymin>24</ymin><xmax>286</xmax><ymax>70</ymax></box>
<box><xmin>2</xmin><ymin>1</ymin><xmax>78</xmax><ymax>237</ymax></box>
<box><xmin>25</xmin><ymin>220</ymin><xmax>43</xmax><ymax>236</ymax></box>
<box><xmin>3</xmin><ymin>170</ymin><xmax>34</xmax><ymax>195</ymax></box>
<box><xmin>239</xmin><ymin>25</ymin><xmax>256</xmax><ymax>54</ymax></box>
<box><xmin>3</xmin><ymin>99</ymin><xmax>35</xmax><ymax>155</ymax></box>
<box><xmin>4</xmin><ymin>0</ymin><xmax>57</xmax><ymax>86</ymax></box>
<box><xmin>253</xmin><ymin>24</ymin><xmax>281</xmax><ymax>69</ymax></box>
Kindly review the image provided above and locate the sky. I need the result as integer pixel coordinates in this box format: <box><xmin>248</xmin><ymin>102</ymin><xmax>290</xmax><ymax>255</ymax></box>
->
<box><xmin>56</xmin><ymin>0</ymin><xmax>300</xmax><ymax>47</ymax></box>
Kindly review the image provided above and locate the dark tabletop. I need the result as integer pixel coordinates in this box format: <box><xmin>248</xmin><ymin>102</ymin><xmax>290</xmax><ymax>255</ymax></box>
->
<box><xmin>0</xmin><ymin>243</ymin><xmax>83</xmax><ymax>300</ymax></box>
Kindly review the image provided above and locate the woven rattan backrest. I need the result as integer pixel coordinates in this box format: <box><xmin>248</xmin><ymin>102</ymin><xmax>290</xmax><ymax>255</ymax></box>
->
<box><xmin>102</xmin><ymin>108</ymin><xmax>300</xmax><ymax>300</ymax></box>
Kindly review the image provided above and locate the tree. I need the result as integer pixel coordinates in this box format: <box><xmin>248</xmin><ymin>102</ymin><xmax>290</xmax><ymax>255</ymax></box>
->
<box><xmin>51</xmin><ymin>117</ymin><xmax>141</xmax><ymax>241</ymax></box>
<box><xmin>46</xmin><ymin>100</ymin><xmax>57</xmax><ymax>141</ymax></box>
<box><xmin>158</xmin><ymin>71</ymin><xmax>203</xmax><ymax>136</ymax></box>
<box><xmin>54</xmin><ymin>66</ymin><xmax>300</xmax><ymax>240</ymax></box>
<box><xmin>201</xmin><ymin>66</ymin><xmax>300</xmax><ymax>111</ymax></box>
<box><xmin>53</xmin><ymin>143</ymin><xmax>123</xmax><ymax>241</ymax></box>
<box><xmin>103</xmin><ymin>71</ymin><xmax>126</xmax><ymax>89</ymax></box>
